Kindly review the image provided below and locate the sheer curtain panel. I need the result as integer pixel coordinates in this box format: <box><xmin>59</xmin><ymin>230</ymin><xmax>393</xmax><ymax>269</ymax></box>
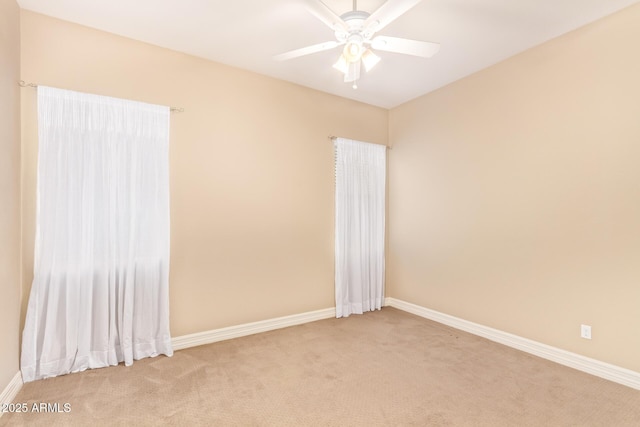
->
<box><xmin>334</xmin><ymin>138</ymin><xmax>386</xmax><ymax>318</ymax></box>
<box><xmin>21</xmin><ymin>86</ymin><xmax>173</xmax><ymax>382</ymax></box>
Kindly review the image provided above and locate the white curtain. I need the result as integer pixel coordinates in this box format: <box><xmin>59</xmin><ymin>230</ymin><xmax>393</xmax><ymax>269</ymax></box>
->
<box><xmin>21</xmin><ymin>86</ymin><xmax>173</xmax><ymax>382</ymax></box>
<box><xmin>334</xmin><ymin>137</ymin><xmax>386</xmax><ymax>318</ymax></box>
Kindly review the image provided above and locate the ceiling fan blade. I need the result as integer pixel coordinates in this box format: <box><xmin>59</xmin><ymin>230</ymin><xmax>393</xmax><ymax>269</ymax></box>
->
<box><xmin>305</xmin><ymin>0</ymin><xmax>348</xmax><ymax>32</ymax></box>
<box><xmin>274</xmin><ymin>41</ymin><xmax>341</xmax><ymax>61</ymax></box>
<box><xmin>371</xmin><ymin>36</ymin><xmax>440</xmax><ymax>58</ymax></box>
<box><xmin>364</xmin><ymin>0</ymin><xmax>423</xmax><ymax>33</ymax></box>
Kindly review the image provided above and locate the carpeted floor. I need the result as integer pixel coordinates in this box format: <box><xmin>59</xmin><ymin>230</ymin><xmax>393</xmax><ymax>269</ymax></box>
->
<box><xmin>2</xmin><ymin>307</ymin><xmax>640</xmax><ymax>426</ymax></box>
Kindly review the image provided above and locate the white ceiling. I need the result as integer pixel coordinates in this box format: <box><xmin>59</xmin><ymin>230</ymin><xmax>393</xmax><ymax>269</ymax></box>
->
<box><xmin>17</xmin><ymin>0</ymin><xmax>640</xmax><ymax>109</ymax></box>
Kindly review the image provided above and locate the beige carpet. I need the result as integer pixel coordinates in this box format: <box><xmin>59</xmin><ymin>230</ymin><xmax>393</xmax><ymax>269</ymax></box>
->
<box><xmin>2</xmin><ymin>307</ymin><xmax>640</xmax><ymax>426</ymax></box>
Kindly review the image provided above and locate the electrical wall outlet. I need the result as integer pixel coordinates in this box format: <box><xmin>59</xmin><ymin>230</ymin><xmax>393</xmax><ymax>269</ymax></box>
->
<box><xmin>581</xmin><ymin>324</ymin><xmax>592</xmax><ymax>340</ymax></box>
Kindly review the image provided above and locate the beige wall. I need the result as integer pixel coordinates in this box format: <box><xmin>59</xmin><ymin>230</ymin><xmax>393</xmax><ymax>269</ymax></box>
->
<box><xmin>18</xmin><ymin>2</ymin><xmax>638</xmax><ymax>379</ymax></box>
<box><xmin>20</xmin><ymin>11</ymin><xmax>388</xmax><ymax>337</ymax></box>
<box><xmin>389</xmin><ymin>4</ymin><xmax>640</xmax><ymax>372</ymax></box>
<box><xmin>0</xmin><ymin>0</ymin><xmax>21</xmax><ymax>393</ymax></box>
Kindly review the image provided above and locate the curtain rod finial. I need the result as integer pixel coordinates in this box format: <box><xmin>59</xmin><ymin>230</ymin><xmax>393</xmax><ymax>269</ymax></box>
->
<box><xmin>19</xmin><ymin>80</ymin><xmax>37</xmax><ymax>88</ymax></box>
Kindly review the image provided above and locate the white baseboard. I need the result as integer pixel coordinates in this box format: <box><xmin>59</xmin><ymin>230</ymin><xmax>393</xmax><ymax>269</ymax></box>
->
<box><xmin>385</xmin><ymin>297</ymin><xmax>640</xmax><ymax>390</ymax></box>
<box><xmin>172</xmin><ymin>307</ymin><xmax>335</xmax><ymax>351</ymax></box>
<box><xmin>169</xmin><ymin>298</ymin><xmax>640</xmax><ymax>390</ymax></box>
<box><xmin>0</xmin><ymin>371</ymin><xmax>23</xmax><ymax>417</ymax></box>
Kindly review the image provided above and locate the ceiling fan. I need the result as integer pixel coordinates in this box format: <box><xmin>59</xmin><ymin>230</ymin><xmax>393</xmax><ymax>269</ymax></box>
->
<box><xmin>274</xmin><ymin>0</ymin><xmax>440</xmax><ymax>89</ymax></box>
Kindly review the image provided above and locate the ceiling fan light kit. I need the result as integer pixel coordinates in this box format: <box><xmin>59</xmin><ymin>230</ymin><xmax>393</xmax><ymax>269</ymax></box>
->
<box><xmin>361</xmin><ymin>49</ymin><xmax>381</xmax><ymax>72</ymax></box>
<box><xmin>333</xmin><ymin>55</ymin><xmax>349</xmax><ymax>74</ymax></box>
<box><xmin>275</xmin><ymin>0</ymin><xmax>440</xmax><ymax>89</ymax></box>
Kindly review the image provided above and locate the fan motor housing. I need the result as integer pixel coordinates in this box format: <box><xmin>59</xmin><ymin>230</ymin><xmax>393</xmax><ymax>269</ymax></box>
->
<box><xmin>340</xmin><ymin>10</ymin><xmax>370</xmax><ymax>32</ymax></box>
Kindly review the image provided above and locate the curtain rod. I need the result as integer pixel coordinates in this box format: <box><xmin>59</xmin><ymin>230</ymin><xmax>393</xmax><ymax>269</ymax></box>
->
<box><xmin>328</xmin><ymin>135</ymin><xmax>392</xmax><ymax>149</ymax></box>
<box><xmin>19</xmin><ymin>80</ymin><xmax>184</xmax><ymax>113</ymax></box>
